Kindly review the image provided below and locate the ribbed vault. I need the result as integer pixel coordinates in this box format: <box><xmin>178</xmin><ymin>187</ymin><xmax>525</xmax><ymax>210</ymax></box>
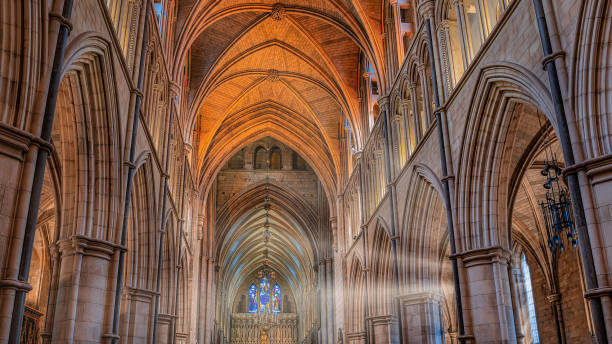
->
<box><xmin>215</xmin><ymin>182</ymin><xmax>319</xmax><ymax>315</ymax></box>
<box><xmin>175</xmin><ymin>0</ymin><xmax>388</xmax><ymax>199</ymax></box>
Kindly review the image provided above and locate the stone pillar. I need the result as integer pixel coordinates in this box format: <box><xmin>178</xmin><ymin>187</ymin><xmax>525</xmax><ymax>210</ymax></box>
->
<box><xmin>400</xmin><ymin>99</ymin><xmax>414</xmax><ymax>154</ymax></box>
<box><xmin>120</xmin><ymin>287</ymin><xmax>155</xmax><ymax>343</ymax></box>
<box><xmin>461</xmin><ymin>246</ymin><xmax>516</xmax><ymax>343</ymax></box>
<box><xmin>416</xmin><ymin>63</ymin><xmax>433</xmax><ymax>128</ymax></box>
<box><xmin>243</xmin><ymin>144</ymin><xmax>254</xmax><ymax>170</ymax></box>
<box><xmin>408</xmin><ymin>83</ymin><xmax>422</xmax><ymax>141</ymax></box>
<box><xmin>452</xmin><ymin>0</ymin><xmax>473</xmax><ymax>63</ymax></box>
<box><xmin>51</xmin><ymin>236</ymin><xmax>116</xmax><ymax>343</ymax></box>
<box><xmin>398</xmin><ymin>292</ymin><xmax>445</xmax><ymax>344</ymax></box>
<box><xmin>419</xmin><ymin>0</ymin><xmax>445</xmax><ymax>103</ymax></box>
<box><xmin>198</xmin><ymin>216</ymin><xmax>209</xmax><ymax>344</ymax></box>
<box><xmin>281</xmin><ymin>146</ymin><xmax>292</xmax><ymax>170</ymax></box>
<box><xmin>319</xmin><ymin>260</ymin><xmax>328</xmax><ymax>343</ymax></box>
<box><xmin>41</xmin><ymin>243</ymin><xmax>60</xmax><ymax>344</ymax></box>
<box><xmin>204</xmin><ymin>258</ymin><xmax>215</xmax><ymax>344</ymax></box>
<box><xmin>509</xmin><ymin>267</ymin><xmax>525</xmax><ymax>343</ymax></box>
<box><xmin>326</xmin><ymin>258</ymin><xmax>334</xmax><ymax>344</ymax></box>
<box><xmin>547</xmin><ymin>293</ymin><xmax>566</xmax><ymax>344</ymax></box>
<box><xmin>368</xmin><ymin>315</ymin><xmax>399</xmax><ymax>344</ymax></box>
<box><xmin>331</xmin><ymin>214</ymin><xmax>346</xmax><ymax>337</ymax></box>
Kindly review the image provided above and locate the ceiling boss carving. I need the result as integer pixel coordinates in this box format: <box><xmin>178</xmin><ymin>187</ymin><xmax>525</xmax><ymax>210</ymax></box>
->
<box><xmin>270</xmin><ymin>3</ymin><xmax>286</xmax><ymax>21</ymax></box>
<box><xmin>267</xmin><ymin>69</ymin><xmax>281</xmax><ymax>82</ymax></box>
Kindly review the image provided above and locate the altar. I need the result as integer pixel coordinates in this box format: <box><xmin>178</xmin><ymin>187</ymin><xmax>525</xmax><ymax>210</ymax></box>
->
<box><xmin>230</xmin><ymin>313</ymin><xmax>298</xmax><ymax>344</ymax></box>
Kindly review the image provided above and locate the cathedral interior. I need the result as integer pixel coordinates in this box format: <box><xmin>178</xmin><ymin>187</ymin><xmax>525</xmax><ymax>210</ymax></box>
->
<box><xmin>1</xmin><ymin>0</ymin><xmax>612</xmax><ymax>343</ymax></box>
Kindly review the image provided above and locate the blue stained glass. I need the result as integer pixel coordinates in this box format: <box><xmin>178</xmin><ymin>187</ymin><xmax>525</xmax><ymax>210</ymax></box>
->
<box><xmin>153</xmin><ymin>1</ymin><xmax>164</xmax><ymax>23</ymax></box>
<box><xmin>259</xmin><ymin>277</ymin><xmax>270</xmax><ymax>313</ymax></box>
<box><xmin>248</xmin><ymin>284</ymin><xmax>258</xmax><ymax>313</ymax></box>
<box><xmin>272</xmin><ymin>284</ymin><xmax>281</xmax><ymax>313</ymax></box>
<box><xmin>521</xmin><ymin>253</ymin><xmax>540</xmax><ymax>344</ymax></box>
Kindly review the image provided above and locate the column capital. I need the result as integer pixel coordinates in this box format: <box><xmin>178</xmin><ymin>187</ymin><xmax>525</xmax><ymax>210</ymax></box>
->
<box><xmin>366</xmin><ymin>314</ymin><xmax>398</xmax><ymax>326</ymax></box>
<box><xmin>451</xmin><ymin>245</ymin><xmax>511</xmax><ymax>268</ymax></box>
<box><xmin>397</xmin><ymin>291</ymin><xmax>444</xmax><ymax>306</ymax></box>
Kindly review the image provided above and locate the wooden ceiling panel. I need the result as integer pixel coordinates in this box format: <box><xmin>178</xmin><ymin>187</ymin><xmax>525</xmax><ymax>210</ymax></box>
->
<box><xmin>188</xmin><ymin>11</ymin><xmax>264</xmax><ymax>96</ymax></box>
<box><xmin>209</xmin><ymin>16</ymin><xmax>336</xmax><ymax>82</ymax></box>
<box><xmin>179</xmin><ymin>0</ymin><xmax>384</xmax><ymax>187</ymax></box>
<box><xmin>291</xmin><ymin>14</ymin><xmax>360</xmax><ymax>101</ymax></box>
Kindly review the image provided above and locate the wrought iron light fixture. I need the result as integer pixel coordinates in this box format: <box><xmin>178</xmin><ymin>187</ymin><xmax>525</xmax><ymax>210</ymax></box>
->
<box><xmin>539</xmin><ymin>138</ymin><xmax>577</xmax><ymax>253</ymax></box>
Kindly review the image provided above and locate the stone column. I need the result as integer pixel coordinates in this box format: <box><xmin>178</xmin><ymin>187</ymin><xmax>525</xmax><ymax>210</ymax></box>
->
<box><xmin>319</xmin><ymin>260</ymin><xmax>328</xmax><ymax>343</ymax></box>
<box><xmin>400</xmin><ymin>99</ymin><xmax>413</xmax><ymax>155</ymax></box>
<box><xmin>243</xmin><ymin>145</ymin><xmax>254</xmax><ymax>170</ymax></box>
<box><xmin>326</xmin><ymin>258</ymin><xmax>334</xmax><ymax>344</ymax></box>
<box><xmin>460</xmin><ymin>246</ymin><xmax>516</xmax><ymax>343</ymax></box>
<box><xmin>281</xmin><ymin>146</ymin><xmax>292</xmax><ymax>170</ymax></box>
<box><xmin>41</xmin><ymin>243</ymin><xmax>60</xmax><ymax>344</ymax></box>
<box><xmin>452</xmin><ymin>0</ymin><xmax>471</xmax><ymax>65</ymax></box>
<box><xmin>398</xmin><ymin>292</ymin><xmax>445</xmax><ymax>344</ymax></box>
<box><xmin>547</xmin><ymin>293</ymin><xmax>566</xmax><ymax>344</ymax></box>
<box><xmin>419</xmin><ymin>0</ymin><xmax>445</xmax><ymax>103</ymax></box>
<box><xmin>368</xmin><ymin>315</ymin><xmax>399</xmax><ymax>344</ymax></box>
<box><xmin>204</xmin><ymin>258</ymin><xmax>215</xmax><ymax>344</ymax></box>
<box><xmin>509</xmin><ymin>267</ymin><xmax>525</xmax><ymax>343</ymax></box>
<box><xmin>416</xmin><ymin>63</ymin><xmax>433</xmax><ymax>128</ymax></box>
<box><xmin>120</xmin><ymin>287</ymin><xmax>156</xmax><ymax>343</ymax></box>
<box><xmin>408</xmin><ymin>83</ymin><xmax>422</xmax><ymax>142</ymax></box>
<box><xmin>198</xmin><ymin>216</ymin><xmax>208</xmax><ymax>344</ymax></box>
<box><xmin>437</xmin><ymin>20</ymin><xmax>454</xmax><ymax>96</ymax></box>
<box><xmin>52</xmin><ymin>236</ymin><xmax>117</xmax><ymax>344</ymax></box>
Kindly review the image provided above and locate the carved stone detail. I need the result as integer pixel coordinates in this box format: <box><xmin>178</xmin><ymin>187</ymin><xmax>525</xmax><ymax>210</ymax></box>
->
<box><xmin>271</xmin><ymin>4</ymin><xmax>286</xmax><ymax>21</ymax></box>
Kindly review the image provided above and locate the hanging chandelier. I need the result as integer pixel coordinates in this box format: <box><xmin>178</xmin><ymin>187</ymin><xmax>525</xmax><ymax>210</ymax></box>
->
<box><xmin>258</xmin><ymin>182</ymin><xmax>276</xmax><ymax>281</ymax></box>
<box><xmin>256</xmin><ymin>167</ymin><xmax>278</xmax><ymax>324</ymax></box>
<box><xmin>539</xmin><ymin>143</ymin><xmax>577</xmax><ymax>253</ymax></box>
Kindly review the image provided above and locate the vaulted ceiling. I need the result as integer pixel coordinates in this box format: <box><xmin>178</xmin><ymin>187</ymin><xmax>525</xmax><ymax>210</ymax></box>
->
<box><xmin>215</xmin><ymin>183</ymin><xmax>319</xmax><ymax>312</ymax></box>
<box><xmin>172</xmin><ymin>0</ymin><xmax>387</xmax><ymax>195</ymax></box>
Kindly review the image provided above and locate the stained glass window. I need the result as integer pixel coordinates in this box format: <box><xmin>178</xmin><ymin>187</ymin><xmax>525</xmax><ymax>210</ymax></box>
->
<box><xmin>248</xmin><ymin>284</ymin><xmax>258</xmax><ymax>313</ymax></box>
<box><xmin>272</xmin><ymin>284</ymin><xmax>281</xmax><ymax>313</ymax></box>
<box><xmin>259</xmin><ymin>277</ymin><xmax>270</xmax><ymax>313</ymax></box>
<box><xmin>521</xmin><ymin>253</ymin><xmax>540</xmax><ymax>343</ymax></box>
<box><xmin>153</xmin><ymin>0</ymin><xmax>164</xmax><ymax>25</ymax></box>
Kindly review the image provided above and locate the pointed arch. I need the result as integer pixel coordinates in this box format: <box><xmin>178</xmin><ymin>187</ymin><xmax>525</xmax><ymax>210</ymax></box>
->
<box><xmin>456</xmin><ymin>63</ymin><xmax>557</xmax><ymax>251</ymax></box>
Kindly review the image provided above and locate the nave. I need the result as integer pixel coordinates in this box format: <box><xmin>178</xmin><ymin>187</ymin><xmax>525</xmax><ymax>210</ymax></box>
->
<box><xmin>0</xmin><ymin>0</ymin><xmax>611</xmax><ymax>343</ymax></box>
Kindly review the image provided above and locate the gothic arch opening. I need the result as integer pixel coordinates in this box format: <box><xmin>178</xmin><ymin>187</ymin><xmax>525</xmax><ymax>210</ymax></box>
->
<box><xmin>457</xmin><ymin>73</ymin><xmax>595</xmax><ymax>342</ymax></box>
<box><xmin>207</xmin><ymin>137</ymin><xmax>332</xmax><ymax>343</ymax></box>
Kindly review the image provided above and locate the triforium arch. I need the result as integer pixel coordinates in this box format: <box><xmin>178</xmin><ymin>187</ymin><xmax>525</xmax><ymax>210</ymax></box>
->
<box><xmin>2</xmin><ymin>1</ymin><xmax>612</xmax><ymax>344</ymax></box>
